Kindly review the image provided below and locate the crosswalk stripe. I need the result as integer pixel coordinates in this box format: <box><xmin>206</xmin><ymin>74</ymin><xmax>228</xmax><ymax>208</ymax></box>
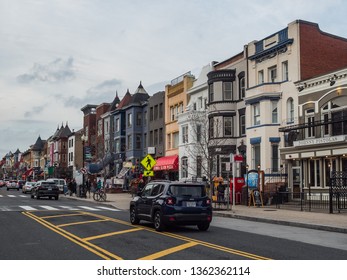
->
<box><xmin>40</xmin><ymin>206</ymin><xmax>59</xmax><ymax>210</ymax></box>
<box><xmin>96</xmin><ymin>206</ymin><xmax>121</xmax><ymax>212</ymax></box>
<box><xmin>0</xmin><ymin>204</ymin><xmax>123</xmax><ymax>212</ymax></box>
<box><xmin>19</xmin><ymin>195</ymin><xmax>27</xmax><ymax>198</ymax></box>
<box><xmin>78</xmin><ymin>206</ymin><xmax>101</xmax><ymax>211</ymax></box>
<box><xmin>59</xmin><ymin>206</ymin><xmax>80</xmax><ymax>210</ymax></box>
<box><xmin>0</xmin><ymin>195</ymin><xmax>3</xmax><ymax>197</ymax></box>
<box><xmin>19</xmin><ymin>206</ymin><xmax>37</xmax><ymax>211</ymax></box>
<box><xmin>8</xmin><ymin>195</ymin><xmax>16</xmax><ymax>197</ymax></box>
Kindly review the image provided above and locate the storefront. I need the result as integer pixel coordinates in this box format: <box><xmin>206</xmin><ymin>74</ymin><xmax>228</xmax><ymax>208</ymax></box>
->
<box><xmin>280</xmin><ymin>69</ymin><xmax>347</xmax><ymax>196</ymax></box>
<box><xmin>153</xmin><ymin>155</ymin><xmax>179</xmax><ymax>181</ymax></box>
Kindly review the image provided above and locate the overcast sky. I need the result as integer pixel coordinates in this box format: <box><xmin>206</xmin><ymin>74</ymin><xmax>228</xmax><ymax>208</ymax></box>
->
<box><xmin>1</xmin><ymin>0</ymin><xmax>347</xmax><ymax>157</ymax></box>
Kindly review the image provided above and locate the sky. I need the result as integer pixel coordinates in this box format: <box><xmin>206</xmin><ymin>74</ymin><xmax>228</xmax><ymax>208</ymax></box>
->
<box><xmin>1</xmin><ymin>0</ymin><xmax>347</xmax><ymax>157</ymax></box>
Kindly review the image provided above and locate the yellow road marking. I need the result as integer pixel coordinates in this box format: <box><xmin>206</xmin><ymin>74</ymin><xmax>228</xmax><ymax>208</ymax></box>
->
<box><xmin>40</xmin><ymin>213</ymin><xmax>85</xmax><ymax>219</ymax></box>
<box><xmin>84</xmin><ymin>227</ymin><xmax>143</xmax><ymax>241</ymax></box>
<box><xmin>23</xmin><ymin>211</ymin><xmax>271</xmax><ymax>260</ymax></box>
<box><xmin>56</xmin><ymin>219</ymin><xmax>109</xmax><ymax>228</ymax></box>
<box><xmin>157</xmin><ymin>231</ymin><xmax>271</xmax><ymax>260</ymax></box>
<box><xmin>79</xmin><ymin>212</ymin><xmax>271</xmax><ymax>259</ymax></box>
<box><xmin>138</xmin><ymin>241</ymin><xmax>198</xmax><ymax>260</ymax></box>
<box><xmin>22</xmin><ymin>212</ymin><xmax>112</xmax><ymax>260</ymax></box>
<box><xmin>23</xmin><ymin>212</ymin><xmax>123</xmax><ymax>260</ymax></box>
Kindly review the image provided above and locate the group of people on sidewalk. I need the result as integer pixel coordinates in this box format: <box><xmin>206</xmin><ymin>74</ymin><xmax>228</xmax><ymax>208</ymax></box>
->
<box><xmin>65</xmin><ymin>178</ymin><xmax>102</xmax><ymax>198</ymax></box>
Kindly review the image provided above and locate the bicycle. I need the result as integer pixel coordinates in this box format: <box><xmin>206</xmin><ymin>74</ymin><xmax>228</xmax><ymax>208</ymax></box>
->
<box><xmin>93</xmin><ymin>187</ymin><xmax>107</xmax><ymax>202</ymax></box>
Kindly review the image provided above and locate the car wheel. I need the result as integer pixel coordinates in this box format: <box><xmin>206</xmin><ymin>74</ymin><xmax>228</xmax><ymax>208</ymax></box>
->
<box><xmin>55</xmin><ymin>196</ymin><xmax>59</xmax><ymax>200</ymax></box>
<box><xmin>36</xmin><ymin>194</ymin><xmax>40</xmax><ymax>199</ymax></box>
<box><xmin>7</xmin><ymin>188</ymin><xmax>9</xmax><ymax>191</ymax></box>
<box><xmin>130</xmin><ymin>207</ymin><xmax>140</xmax><ymax>225</ymax></box>
<box><xmin>197</xmin><ymin>222</ymin><xmax>210</xmax><ymax>231</ymax></box>
<box><xmin>31</xmin><ymin>194</ymin><xmax>34</xmax><ymax>199</ymax></box>
<box><xmin>154</xmin><ymin>211</ymin><xmax>165</xmax><ymax>232</ymax></box>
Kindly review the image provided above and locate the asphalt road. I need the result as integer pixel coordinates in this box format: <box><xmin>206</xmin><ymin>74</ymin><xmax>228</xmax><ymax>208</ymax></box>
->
<box><xmin>1</xmin><ymin>187</ymin><xmax>347</xmax><ymax>260</ymax></box>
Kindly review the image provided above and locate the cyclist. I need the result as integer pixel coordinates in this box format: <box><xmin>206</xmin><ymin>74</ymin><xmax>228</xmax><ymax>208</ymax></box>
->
<box><xmin>97</xmin><ymin>179</ymin><xmax>102</xmax><ymax>190</ymax></box>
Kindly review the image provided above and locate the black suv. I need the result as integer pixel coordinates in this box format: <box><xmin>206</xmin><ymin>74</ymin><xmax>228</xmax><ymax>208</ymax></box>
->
<box><xmin>130</xmin><ymin>180</ymin><xmax>212</xmax><ymax>231</ymax></box>
<box><xmin>31</xmin><ymin>181</ymin><xmax>60</xmax><ymax>200</ymax></box>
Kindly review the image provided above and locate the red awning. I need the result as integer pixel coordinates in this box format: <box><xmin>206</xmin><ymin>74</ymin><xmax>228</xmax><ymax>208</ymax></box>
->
<box><xmin>23</xmin><ymin>168</ymin><xmax>33</xmax><ymax>177</ymax></box>
<box><xmin>153</xmin><ymin>155</ymin><xmax>178</xmax><ymax>171</ymax></box>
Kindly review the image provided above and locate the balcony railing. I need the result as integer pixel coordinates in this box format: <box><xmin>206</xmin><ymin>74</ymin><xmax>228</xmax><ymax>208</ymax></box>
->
<box><xmin>280</xmin><ymin>114</ymin><xmax>347</xmax><ymax>147</ymax></box>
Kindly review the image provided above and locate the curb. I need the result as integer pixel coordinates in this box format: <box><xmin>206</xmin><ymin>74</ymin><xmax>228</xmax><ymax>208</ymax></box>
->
<box><xmin>213</xmin><ymin>212</ymin><xmax>347</xmax><ymax>234</ymax></box>
<box><xmin>64</xmin><ymin>195</ymin><xmax>346</xmax><ymax>234</ymax></box>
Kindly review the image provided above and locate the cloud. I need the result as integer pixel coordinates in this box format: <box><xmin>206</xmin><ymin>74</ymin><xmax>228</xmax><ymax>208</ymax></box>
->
<box><xmin>24</xmin><ymin>105</ymin><xmax>46</xmax><ymax>118</ymax></box>
<box><xmin>63</xmin><ymin>78</ymin><xmax>122</xmax><ymax>108</ymax></box>
<box><xmin>17</xmin><ymin>57</ymin><xmax>75</xmax><ymax>83</ymax></box>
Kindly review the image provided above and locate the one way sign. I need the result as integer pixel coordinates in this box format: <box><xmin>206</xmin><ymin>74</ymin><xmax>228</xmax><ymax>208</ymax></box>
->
<box><xmin>143</xmin><ymin>170</ymin><xmax>154</xmax><ymax>177</ymax></box>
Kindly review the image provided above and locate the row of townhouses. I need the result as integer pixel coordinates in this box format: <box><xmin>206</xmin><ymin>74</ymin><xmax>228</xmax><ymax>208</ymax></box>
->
<box><xmin>2</xmin><ymin>20</ymin><xmax>347</xmax><ymax>198</ymax></box>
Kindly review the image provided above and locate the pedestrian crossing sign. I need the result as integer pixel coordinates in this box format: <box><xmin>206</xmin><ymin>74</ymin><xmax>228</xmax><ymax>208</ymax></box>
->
<box><xmin>141</xmin><ymin>154</ymin><xmax>156</xmax><ymax>171</ymax></box>
<box><xmin>143</xmin><ymin>170</ymin><xmax>154</xmax><ymax>177</ymax></box>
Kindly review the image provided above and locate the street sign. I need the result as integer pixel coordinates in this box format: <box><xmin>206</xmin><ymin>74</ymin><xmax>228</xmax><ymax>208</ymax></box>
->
<box><xmin>143</xmin><ymin>170</ymin><xmax>154</xmax><ymax>177</ymax></box>
<box><xmin>231</xmin><ymin>154</ymin><xmax>243</xmax><ymax>163</ymax></box>
<box><xmin>141</xmin><ymin>154</ymin><xmax>156</xmax><ymax>171</ymax></box>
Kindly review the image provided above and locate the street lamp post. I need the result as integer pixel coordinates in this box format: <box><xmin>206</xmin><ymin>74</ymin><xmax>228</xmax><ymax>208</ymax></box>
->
<box><xmin>81</xmin><ymin>134</ymin><xmax>88</xmax><ymax>189</ymax></box>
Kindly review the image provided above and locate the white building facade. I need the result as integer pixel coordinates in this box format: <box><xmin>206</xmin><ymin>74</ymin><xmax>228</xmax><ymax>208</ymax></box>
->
<box><xmin>178</xmin><ymin>64</ymin><xmax>211</xmax><ymax>181</ymax></box>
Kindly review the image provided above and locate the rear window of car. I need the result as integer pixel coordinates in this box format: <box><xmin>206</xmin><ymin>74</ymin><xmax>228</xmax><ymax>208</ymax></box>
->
<box><xmin>168</xmin><ymin>184</ymin><xmax>206</xmax><ymax>198</ymax></box>
<box><xmin>41</xmin><ymin>182</ymin><xmax>56</xmax><ymax>186</ymax></box>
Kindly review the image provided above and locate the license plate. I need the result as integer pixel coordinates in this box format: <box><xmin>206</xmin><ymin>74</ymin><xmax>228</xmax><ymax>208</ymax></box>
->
<box><xmin>186</xmin><ymin>201</ymin><xmax>196</xmax><ymax>207</ymax></box>
<box><xmin>48</xmin><ymin>188</ymin><xmax>52</xmax><ymax>191</ymax></box>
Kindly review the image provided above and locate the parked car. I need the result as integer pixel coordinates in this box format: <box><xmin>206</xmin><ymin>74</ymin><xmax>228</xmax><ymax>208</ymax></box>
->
<box><xmin>46</xmin><ymin>178</ymin><xmax>67</xmax><ymax>193</ymax></box>
<box><xmin>130</xmin><ymin>180</ymin><xmax>212</xmax><ymax>231</ymax></box>
<box><xmin>22</xmin><ymin>181</ymin><xmax>36</xmax><ymax>194</ymax></box>
<box><xmin>7</xmin><ymin>180</ymin><xmax>19</xmax><ymax>191</ymax></box>
<box><xmin>31</xmin><ymin>180</ymin><xmax>59</xmax><ymax>200</ymax></box>
<box><xmin>0</xmin><ymin>180</ymin><xmax>5</xmax><ymax>188</ymax></box>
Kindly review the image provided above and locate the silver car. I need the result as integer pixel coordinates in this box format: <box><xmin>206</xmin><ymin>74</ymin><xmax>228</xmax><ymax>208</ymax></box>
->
<box><xmin>22</xmin><ymin>181</ymin><xmax>36</xmax><ymax>194</ymax></box>
<box><xmin>7</xmin><ymin>180</ymin><xmax>19</xmax><ymax>191</ymax></box>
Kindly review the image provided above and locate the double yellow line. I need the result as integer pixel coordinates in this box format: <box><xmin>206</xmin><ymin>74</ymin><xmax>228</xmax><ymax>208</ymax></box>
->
<box><xmin>23</xmin><ymin>211</ymin><xmax>271</xmax><ymax>260</ymax></box>
<box><xmin>22</xmin><ymin>211</ymin><xmax>123</xmax><ymax>260</ymax></box>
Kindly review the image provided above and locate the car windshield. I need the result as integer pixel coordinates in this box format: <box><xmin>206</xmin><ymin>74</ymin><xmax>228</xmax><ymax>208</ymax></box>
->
<box><xmin>169</xmin><ymin>185</ymin><xmax>205</xmax><ymax>198</ymax></box>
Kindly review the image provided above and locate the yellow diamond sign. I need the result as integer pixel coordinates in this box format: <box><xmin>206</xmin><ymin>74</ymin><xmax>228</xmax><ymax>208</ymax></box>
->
<box><xmin>141</xmin><ymin>154</ymin><xmax>156</xmax><ymax>171</ymax></box>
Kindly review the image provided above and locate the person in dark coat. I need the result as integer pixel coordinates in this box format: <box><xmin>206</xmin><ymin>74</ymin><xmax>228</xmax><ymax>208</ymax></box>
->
<box><xmin>217</xmin><ymin>182</ymin><xmax>225</xmax><ymax>203</ymax></box>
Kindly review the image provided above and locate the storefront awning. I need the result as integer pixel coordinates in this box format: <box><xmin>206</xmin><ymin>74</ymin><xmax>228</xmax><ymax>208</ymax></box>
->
<box><xmin>23</xmin><ymin>168</ymin><xmax>33</xmax><ymax>177</ymax></box>
<box><xmin>153</xmin><ymin>155</ymin><xmax>178</xmax><ymax>171</ymax></box>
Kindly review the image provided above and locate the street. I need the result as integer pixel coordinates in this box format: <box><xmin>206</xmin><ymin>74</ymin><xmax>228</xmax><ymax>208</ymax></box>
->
<box><xmin>0</xmin><ymin>188</ymin><xmax>346</xmax><ymax>260</ymax></box>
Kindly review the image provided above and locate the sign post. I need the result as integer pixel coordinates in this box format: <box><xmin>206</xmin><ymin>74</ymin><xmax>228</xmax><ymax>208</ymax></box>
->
<box><xmin>141</xmin><ymin>154</ymin><xmax>156</xmax><ymax>177</ymax></box>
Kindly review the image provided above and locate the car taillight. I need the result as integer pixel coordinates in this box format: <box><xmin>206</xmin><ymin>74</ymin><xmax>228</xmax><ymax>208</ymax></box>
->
<box><xmin>166</xmin><ymin>197</ymin><xmax>176</xmax><ymax>205</ymax></box>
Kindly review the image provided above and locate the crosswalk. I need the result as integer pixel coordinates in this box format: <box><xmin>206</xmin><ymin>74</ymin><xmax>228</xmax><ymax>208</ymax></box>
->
<box><xmin>0</xmin><ymin>194</ymin><xmax>27</xmax><ymax>198</ymax></box>
<box><xmin>0</xmin><ymin>205</ymin><xmax>121</xmax><ymax>212</ymax></box>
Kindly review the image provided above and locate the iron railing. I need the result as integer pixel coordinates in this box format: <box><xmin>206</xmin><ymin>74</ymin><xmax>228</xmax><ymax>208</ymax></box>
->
<box><xmin>212</xmin><ymin>190</ymin><xmax>346</xmax><ymax>213</ymax></box>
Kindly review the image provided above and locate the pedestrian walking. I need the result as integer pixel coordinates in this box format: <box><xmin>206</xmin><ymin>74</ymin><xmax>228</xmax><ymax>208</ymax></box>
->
<box><xmin>86</xmin><ymin>179</ymin><xmax>91</xmax><ymax>198</ymax></box>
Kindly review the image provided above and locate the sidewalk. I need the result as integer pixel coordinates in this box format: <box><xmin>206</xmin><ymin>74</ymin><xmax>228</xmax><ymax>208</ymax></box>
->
<box><xmin>65</xmin><ymin>192</ymin><xmax>347</xmax><ymax>234</ymax></box>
